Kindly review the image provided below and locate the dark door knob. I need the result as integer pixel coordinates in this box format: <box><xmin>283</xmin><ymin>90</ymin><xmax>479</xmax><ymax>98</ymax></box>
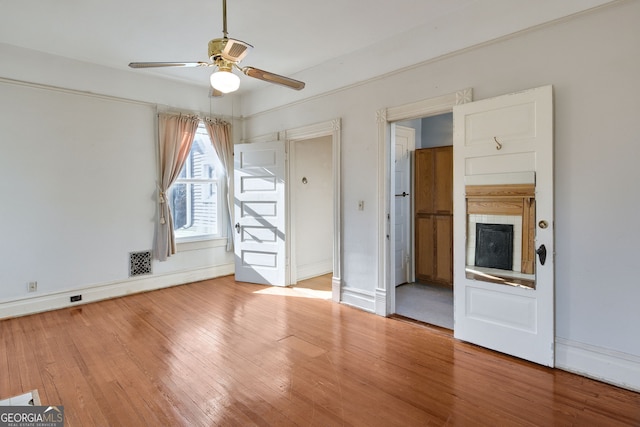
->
<box><xmin>235</xmin><ymin>223</ymin><xmax>240</xmax><ymax>234</ymax></box>
<box><xmin>536</xmin><ymin>244</ymin><xmax>547</xmax><ymax>266</ymax></box>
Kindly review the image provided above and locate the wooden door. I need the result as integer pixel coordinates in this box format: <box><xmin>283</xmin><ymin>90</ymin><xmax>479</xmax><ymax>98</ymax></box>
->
<box><xmin>433</xmin><ymin>147</ymin><xmax>453</xmax><ymax>214</ymax></box>
<box><xmin>415</xmin><ymin>215</ymin><xmax>435</xmax><ymax>280</ymax></box>
<box><xmin>414</xmin><ymin>146</ymin><xmax>453</xmax><ymax>286</ymax></box>
<box><xmin>434</xmin><ymin>215</ymin><xmax>453</xmax><ymax>283</ymax></box>
<box><xmin>414</xmin><ymin>149</ymin><xmax>434</xmax><ymax>214</ymax></box>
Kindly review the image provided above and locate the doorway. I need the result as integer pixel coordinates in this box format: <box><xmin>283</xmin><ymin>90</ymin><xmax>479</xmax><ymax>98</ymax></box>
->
<box><xmin>285</xmin><ymin>119</ymin><xmax>342</xmax><ymax>302</ymax></box>
<box><xmin>289</xmin><ymin>135</ymin><xmax>333</xmax><ymax>286</ymax></box>
<box><xmin>236</xmin><ymin>119</ymin><xmax>342</xmax><ymax>301</ymax></box>
<box><xmin>380</xmin><ymin>87</ymin><xmax>554</xmax><ymax>366</ymax></box>
<box><xmin>375</xmin><ymin>88</ymin><xmax>472</xmax><ymax>318</ymax></box>
<box><xmin>393</xmin><ymin>113</ymin><xmax>454</xmax><ymax>329</ymax></box>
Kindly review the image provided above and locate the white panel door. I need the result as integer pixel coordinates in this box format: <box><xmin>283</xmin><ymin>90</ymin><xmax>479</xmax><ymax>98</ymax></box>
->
<box><xmin>393</xmin><ymin>125</ymin><xmax>414</xmax><ymax>286</ymax></box>
<box><xmin>234</xmin><ymin>141</ymin><xmax>286</xmax><ymax>286</ymax></box>
<box><xmin>453</xmin><ymin>86</ymin><xmax>554</xmax><ymax>366</ymax></box>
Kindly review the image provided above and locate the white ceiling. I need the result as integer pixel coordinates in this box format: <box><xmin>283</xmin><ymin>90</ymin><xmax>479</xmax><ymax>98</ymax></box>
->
<box><xmin>0</xmin><ymin>0</ymin><xmax>617</xmax><ymax>97</ymax></box>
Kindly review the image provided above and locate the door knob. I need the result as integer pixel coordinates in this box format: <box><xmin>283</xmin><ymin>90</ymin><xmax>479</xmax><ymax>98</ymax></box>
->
<box><xmin>536</xmin><ymin>244</ymin><xmax>547</xmax><ymax>266</ymax></box>
<box><xmin>235</xmin><ymin>223</ymin><xmax>240</xmax><ymax>234</ymax></box>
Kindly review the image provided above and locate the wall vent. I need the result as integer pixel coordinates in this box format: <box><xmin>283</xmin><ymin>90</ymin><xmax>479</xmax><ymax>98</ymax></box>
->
<box><xmin>129</xmin><ymin>251</ymin><xmax>152</xmax><ymax>277</ymax></box>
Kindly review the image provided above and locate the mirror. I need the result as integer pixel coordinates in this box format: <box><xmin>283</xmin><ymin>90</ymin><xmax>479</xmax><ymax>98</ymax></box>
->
<box><xmin>464</xmin><ymin>180</ymin><xmax>536</xmax><ymax>289</ymax></box>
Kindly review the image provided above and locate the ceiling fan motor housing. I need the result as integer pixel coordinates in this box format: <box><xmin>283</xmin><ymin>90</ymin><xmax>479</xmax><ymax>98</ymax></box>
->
<box><xmin>208</xmin><ymin>38</ymin><xmax>252</xmax><ymax>63</ymax></box>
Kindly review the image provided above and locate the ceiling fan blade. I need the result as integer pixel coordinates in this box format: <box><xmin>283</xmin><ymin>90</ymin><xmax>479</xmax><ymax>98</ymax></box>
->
<box><xmin>128</xmin><ymin>62</ymin><xmax>211</xmax><ymax>69</ymax></box>
<box><xmin>241</xmin><ymin>66</ymin><xmax>305</xmax><ymax>90</ymax></box>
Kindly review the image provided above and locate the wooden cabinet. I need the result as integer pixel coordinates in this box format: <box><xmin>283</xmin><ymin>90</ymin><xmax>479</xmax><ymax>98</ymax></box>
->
<box><xmin>414</xmin><ymin>146</ymin><xmax>453</xmax><ymax>286</ymax></box>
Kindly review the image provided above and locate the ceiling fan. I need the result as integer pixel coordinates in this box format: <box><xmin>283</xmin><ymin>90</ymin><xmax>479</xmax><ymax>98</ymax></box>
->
<box><xmin>128</xmin><ymin>0</ymin><xmax>305</xmax><ymax>94</ymax></box>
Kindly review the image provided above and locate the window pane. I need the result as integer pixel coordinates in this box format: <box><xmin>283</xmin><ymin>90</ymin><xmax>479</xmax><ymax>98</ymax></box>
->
<box><xmin>170</xmin><ymin>182</ymin><xmax>218</xmax><ymax>239</ymax></box>
<box><xmin>170</xmin><ymin>183</ymin><xmax>188</xmax><ymax>230</ymax></box>
<box><xmin>184</xmin><ymin>129</ymin><xmax>217</xmax><ymax>180</ymax></box>
<box><xmin>168</xmin><ymin>122</ymin><xmax>224</xmax><ymax>242</ymax></box>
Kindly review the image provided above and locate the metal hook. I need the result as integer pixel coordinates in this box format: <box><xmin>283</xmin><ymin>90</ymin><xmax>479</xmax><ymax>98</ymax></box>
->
<box><xmin>494</xmin><ymin>137</ymin><xmax>502</xmax><ymax>150</ymax></box>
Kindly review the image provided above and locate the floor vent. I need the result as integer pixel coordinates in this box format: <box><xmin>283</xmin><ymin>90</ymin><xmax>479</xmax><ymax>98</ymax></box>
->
<box><xmin>129</xmin><ymin>251</ymin><xmax>152</xmax><ymax>277</ymax></box>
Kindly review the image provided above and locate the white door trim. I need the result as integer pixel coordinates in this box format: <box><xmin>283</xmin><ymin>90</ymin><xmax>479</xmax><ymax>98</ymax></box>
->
<box><xmin>376</xmin><ymin>89</ymin><xmax>473</xmax><ymax>316</ymax></box>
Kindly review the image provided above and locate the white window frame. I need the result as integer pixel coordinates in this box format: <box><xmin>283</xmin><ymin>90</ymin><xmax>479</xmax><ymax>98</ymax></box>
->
<box><xmin>170</xmin><ymin>121</ymin><xmax>226</xmax><ymax>244</ymax></box>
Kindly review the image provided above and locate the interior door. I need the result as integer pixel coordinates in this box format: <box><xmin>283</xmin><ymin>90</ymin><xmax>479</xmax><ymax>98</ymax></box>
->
<box><xmin>234</xmin><ymin>141</ymin><xmax>286</xmax><ymax>286</ymax></box>
<box><xmin>452</xmin><ymin>85</ymin><xmax>554</xmax><ymax>366</ymax></box>
<box><xmin>393</xmin><ymin>125</ymin><xmax>414</xmax><ymax>286</ymax></box>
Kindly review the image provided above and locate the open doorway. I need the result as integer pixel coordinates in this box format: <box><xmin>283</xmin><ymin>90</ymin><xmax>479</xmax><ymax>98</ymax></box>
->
<box><xmin>289</xmin><ymin>135</ymin><xmax>333</xmax><ymax>293</ymax></box>
<box><xmin>238</xmin><ymin>119</ymin><xmax>342</xmax><ymax>299</ymax></box>
<box><xmin>284</xmin><ymin>119</ymin><xmax>342</xmax><ymax>302</ymax></box>
<box><xmin>392</xmin><ymin>113</ymin><xmax>454</xmax><ymax>329</ymax></box>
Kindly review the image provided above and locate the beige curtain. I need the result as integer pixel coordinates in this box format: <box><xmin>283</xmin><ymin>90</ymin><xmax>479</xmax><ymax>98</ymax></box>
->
<box><xmin>204</xmin><ymin>118</ymin><xmax>234</xmax><ymax>251</ymax></box>
<box><xmin>155</xmin><ymin>113</ymin><xmax>200</xmax><ymax>261</ymax></box>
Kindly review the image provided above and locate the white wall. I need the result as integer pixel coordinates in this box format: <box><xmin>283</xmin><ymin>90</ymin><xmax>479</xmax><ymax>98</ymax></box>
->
<box><xmin>0</xmin><ymin>48</ymin><xmax>236</xmax><ymax>317</ymax></box>
<box><xmin>420</xmin><ymin>113</ymin><xmax>452</xmax><ymax>148</ymax></box>
<box><xmin>241</xmin><ymin>2</ymin><xmax>640</xmax><ymax>389</ymax></box>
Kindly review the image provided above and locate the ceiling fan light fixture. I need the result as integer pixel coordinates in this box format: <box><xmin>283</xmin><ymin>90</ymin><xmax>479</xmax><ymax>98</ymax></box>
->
<box><xmin>210</xmin><ymin>69</ymin><xmax>240</xmax><ymax>93</ymax></box>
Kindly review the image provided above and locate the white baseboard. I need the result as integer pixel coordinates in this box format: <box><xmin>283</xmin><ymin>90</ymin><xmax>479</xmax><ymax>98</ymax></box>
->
<box><xmin>0</xmin><ymin>263</ymin><xmax>235</xmax><ymax>320</ymax></box>
<box><xmin>296</xmin><ymin>260</ymin><xmax>333</xmax><ymax>282</ymax></box>
<box><xmin>375</xmin><ymin>288</ymin><xmax>387</xmax><ymax>316</ymax></box>
<box><xmin>341</xmin><ymin>286</ymin><xmax>375</xmax><ymax>312</ymax></box>
<box><xmin>331</xmin><ymin>276</ymin><xmax>341</xmax><ymax>303</ymax></box>
<box><xmin>556</xmin><ymin>337</ymin><xmax>640</xmax><ymax>392</ymax></box>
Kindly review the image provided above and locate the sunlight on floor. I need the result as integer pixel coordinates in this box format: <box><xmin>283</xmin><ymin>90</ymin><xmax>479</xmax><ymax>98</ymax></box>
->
<box><xmin>253</xmin><ymin>274</ymin><xmax>333</xmax><ymax>300</ymax></box>
<box><xmin>253</xmin><ymin>286</ymin><xmax>332</xmax><ymax>300</ymax></box>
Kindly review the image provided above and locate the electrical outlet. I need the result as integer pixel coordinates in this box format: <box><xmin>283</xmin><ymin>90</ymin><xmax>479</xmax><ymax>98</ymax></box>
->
<box><xmin>70</xmin><ymin>295</ymin><xmax>82</xmax><ymax>303</ymax></box>
<box><xmin>28</xmin><ymin>281</ymin><xmax>37</xmax><ymax>292</ymax></box>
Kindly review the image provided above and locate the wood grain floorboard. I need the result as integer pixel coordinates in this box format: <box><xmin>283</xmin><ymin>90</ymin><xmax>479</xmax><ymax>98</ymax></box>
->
<box><xmin>1</xmin><ymin>274</ymin><xmax>639</xmax><ymax>426</ymax></box>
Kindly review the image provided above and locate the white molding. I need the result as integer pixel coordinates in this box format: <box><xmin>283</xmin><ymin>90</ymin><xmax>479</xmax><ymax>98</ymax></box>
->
<box><xmin>0</xmin><ymin>77</ymin><xmax>233</xmax><ymax>122</ymax></box>
<box><xmin>376</xmin><ymin>107</ymin><xmax>389</xmax><ymax>316</ymax></box>
<box><xmin>331</xmin><ymin>277</ymin><xmax>341</xmax><ymax>303</ymax></box>
<box><xmin>386</xmin><ymin>89</ymin><xmax>472</xmax><ymax>122</ymax></box>
<box><xmin>241</xmin><ymin>131</ymin><xmax>281</xmax><ymax>144</ymax></box>
<box><xmin>341</xmin><ymin>286</ymin><xmax>375</xmax><ymax>313</ymax></box>
<box><xmin>375</xmin><ymin>289</ymin><xmax>387</xmax><ymax>316</ymax></box>
<box><xmin>377</xmin><ymin>89</ymin><xmax>473</xmax><ymax>316</ymax></box>
<box><xmin>0</xmin><ymin>264</ymin><xmax>234</xmax><ymax>320</ymax></box>
<box><xmin>285</xmin><ymin>118</ymin><xmax>341</xmax><ymax>141</ymax></box>
<box><xmin>296</xmin><ymin>260</ymin><xmax>333</xmax><ymax>282</ymax></box>
<box><xmin>556</xmin><ymin>338</ymin><xmax>640</xmax><ymax>392</ymax></box>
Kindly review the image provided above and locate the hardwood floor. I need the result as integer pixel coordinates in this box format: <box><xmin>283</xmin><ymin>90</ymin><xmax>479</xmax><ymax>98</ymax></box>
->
<box><xmin>1</xmin><ymin>275</ymin><xmax>639</xmax><ymax>426</ymax></box>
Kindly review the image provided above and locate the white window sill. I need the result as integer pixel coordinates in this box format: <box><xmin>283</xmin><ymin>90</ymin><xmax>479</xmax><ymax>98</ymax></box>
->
<box><xmin>176</xmin><ymin>237</ymin><xmax>228</xmax><ymax>252</ymax></box>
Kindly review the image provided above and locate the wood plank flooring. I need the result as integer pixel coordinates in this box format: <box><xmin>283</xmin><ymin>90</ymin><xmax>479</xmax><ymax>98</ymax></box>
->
<box><xmin>1</xmin><ymin>275</ymin><xmax>639</xmax><ymax>426</ymax></box>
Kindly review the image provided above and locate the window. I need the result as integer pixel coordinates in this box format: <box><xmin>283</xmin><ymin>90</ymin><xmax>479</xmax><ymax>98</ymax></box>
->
<box><xmin>169</xmin><ymin>122</ymin><xmax>224</xmax><ymax>241</ymax></box>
